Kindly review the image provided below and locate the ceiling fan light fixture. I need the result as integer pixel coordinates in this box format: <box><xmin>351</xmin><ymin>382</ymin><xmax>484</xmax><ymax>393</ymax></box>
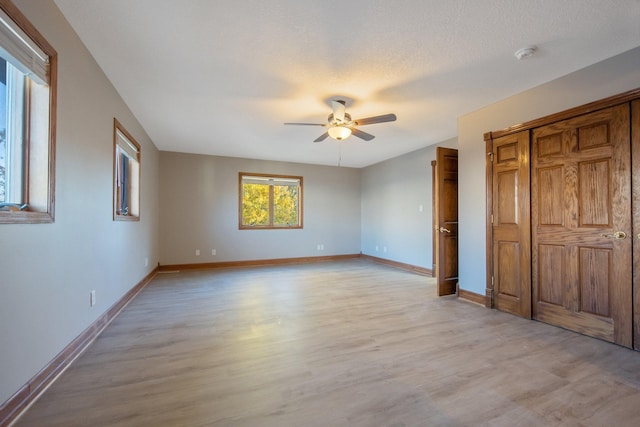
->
<box><xmin>328</xmin><ymin>126</ymin><xmax>352</xmax><ymax>141</ymax></box>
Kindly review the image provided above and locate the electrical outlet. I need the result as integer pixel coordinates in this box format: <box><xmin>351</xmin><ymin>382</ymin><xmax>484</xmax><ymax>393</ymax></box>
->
<box><xmin>383</xmin><ymin>246</ymin><xmax>387</xmax><ymax>253</ymax></box>
<box><xmin>144</xmin><ymin>257</ymin><xmax>149</xmax><ymax>267</ymax></box>
<box><xmin>90</xmin><ymin>290</ymin><xmax>96</xmax><ymax>307</ymax></box>
<box><xmin>419</xmin><ymin>204</ymin><xmax>424</xmax><ymax>212</ymax></box>
<box><xmin>195</xmin><ymin>249</ymin><xmax>200</xmax><ymax>256</ymax></box>
<box><xmin>212</xmin><ymin>249</ymin><xmax>216</xmax><ymax>256</ymax></box>
<box><xmin>375</xmin><ymin>245</ymin><xmax>379</xmax><ymax>252</ymax></box>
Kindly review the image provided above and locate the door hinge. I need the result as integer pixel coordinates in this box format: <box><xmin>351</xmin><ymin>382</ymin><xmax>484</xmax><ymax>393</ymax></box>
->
<box><xmin>491</xmin><ymin>276</ymin><xmax>494</xmax><ymax>286</ymax></box>
<box><xmin>491</xmin><ymin>214</ymin><xmax>494</xmax><ymax>224</ymax></box>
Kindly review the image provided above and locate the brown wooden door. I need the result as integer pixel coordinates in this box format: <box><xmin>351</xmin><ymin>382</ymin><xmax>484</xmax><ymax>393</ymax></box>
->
<box><xmin>632</xmin><ymin>100</ymin><xmax>640</xmax><ymax>350</ymax></box>
<box><xmin>436</xmin><ymin>147</ymin><xmax>458</xmax><ymax>296</ymax></box>
<box><xmin>531</xmin><ymin>104</ymin><xmax>632</xmax><ymax>347</ymax></box>
<box><xmin>491</xmin><ymin>131</ymin><xmax>532</xmax><ymax>318</ymax></box>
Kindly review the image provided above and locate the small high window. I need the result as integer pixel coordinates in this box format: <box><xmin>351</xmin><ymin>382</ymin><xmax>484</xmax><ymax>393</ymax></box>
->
<box><xmin>0</xmin><ymin>2</ymin><xmax>57</xmax><ymax>223</ymax></box>
<box><xmin>113</xmin><ymin>119</ymin><xmax>140</xmax><ymax>221</ymax></box>
<box><xmin>239</xmin><ymin>173</ymin><xmax>302</xmax><ymax>229</ymax></box>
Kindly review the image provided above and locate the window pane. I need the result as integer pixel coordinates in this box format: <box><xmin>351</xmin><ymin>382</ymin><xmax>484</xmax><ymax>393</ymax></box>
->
<box><xmin>0</xmin><ymin>57</ymin><xmax>6</xmax><ymax>203</ymax></box>
<box><xmin>242</xmin><ymin>183</ymin><xmax>269</xmax><ymax>226</ymax></box>
<box><xmin>119</xmin><ymin>151</ymin><xmax>129</xmax><ymax>215</ymax></box>
<box><xmin>129</xmin><ymin>158</ymin><xmax>140</xmax><ymax>216</ymax></box>
<box><xmin>239</xmin><ymin>173</ymin><xmax>302</xmax><ymax>229</ymax></box>
<box><xmin>273</xmin><ymin>184</ymin><xmax>299</xmax><ymax>226</ymax></box>
<box><xmin>0</xmin><ymin>57</ymin><xmax>25</xmax><ymax>205</ymax></box>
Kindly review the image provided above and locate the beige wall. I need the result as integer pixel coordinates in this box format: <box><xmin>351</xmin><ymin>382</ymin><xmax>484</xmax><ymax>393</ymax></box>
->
<box><xmin>457</xmin><ymin>47</ymin><xmax>640</xmax><ymax>295</ymax></box>
<box><xmin>159</xmin><ymin>152</ymin><xmax>361</xmax><ymax>264</ymax></box>
<box><xmin>0</xmin><ymin>0</ymin><xmax>160</xmax><ymax>403</ymax></box>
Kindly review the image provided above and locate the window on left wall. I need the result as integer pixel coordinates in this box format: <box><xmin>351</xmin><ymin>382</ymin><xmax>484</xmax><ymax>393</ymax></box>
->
<box><xmin>0</xmin><ymin>1</ymin><xmax>57</xmax><ymax>224</ymax></box>
<box><xmin>113</xmin><ymin>119</ymin><xmax>140</xmax><ymax>221</ymax></box>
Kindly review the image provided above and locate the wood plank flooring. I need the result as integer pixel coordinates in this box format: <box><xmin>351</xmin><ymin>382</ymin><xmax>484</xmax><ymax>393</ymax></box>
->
<box><xmin>14</xmin><ymin>260</ymin><xmax>640</xmax><ymax>426</ymax></box>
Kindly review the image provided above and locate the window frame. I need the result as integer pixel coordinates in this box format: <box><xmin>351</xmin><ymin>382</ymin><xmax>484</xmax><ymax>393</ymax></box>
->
<box><xmin>0</xmin><ymin>0</ymin><xmax>57</xmax><ymax>224</ymax></box>
<box><xmin>113</xmin><ymin>119</ymin><xmax>141</xmax><ymax>221</ymax></box>
<box><xmin>239</xmin><ymin>172</ymin><xmax>303</xmax><ymax>230</ymax></box>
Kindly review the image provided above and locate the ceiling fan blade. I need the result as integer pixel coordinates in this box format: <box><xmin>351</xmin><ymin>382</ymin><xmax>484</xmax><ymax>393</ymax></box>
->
<box><xmin>313</xmin><ymin>132</ymin><xmax>330</xmax><ymax>143</ymax></box>
<box><xmin>284</xmin><ymin>122</ymin><xmax>326</xmax><ymax>126</ymax></box>
<box><xmin>331</xmin><ymin>100</ymin><xmax>346</xmax><ymax>123</ymax></box>
<box><xmin>352</xmin><ymin>113</ymin><xmax>397</xmax><ymax>126</ymax></box>
<box><xmin>350</xmin><ymin>127</ymin><xmax>375</xmax><ymax>141</ymax></box>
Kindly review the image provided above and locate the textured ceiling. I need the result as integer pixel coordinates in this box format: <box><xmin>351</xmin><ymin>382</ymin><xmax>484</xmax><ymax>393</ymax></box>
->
<box><xmin>54</xmin><ymin>0</ymin><xmax>640</xmax><ymax>168</ymax></box>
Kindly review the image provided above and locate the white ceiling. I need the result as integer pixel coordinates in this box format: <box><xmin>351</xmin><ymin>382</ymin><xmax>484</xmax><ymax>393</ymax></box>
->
<box><xmin>53</xmin><ymin>0</ymin><xmax>640</xmax><ymax>168</ymax></box>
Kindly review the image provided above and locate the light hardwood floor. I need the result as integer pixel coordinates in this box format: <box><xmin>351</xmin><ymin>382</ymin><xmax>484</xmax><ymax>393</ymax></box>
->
<box><xmin>14</xmin><ymin>260</ymin><xmax>640</xmax><ymax>426</ymax></box>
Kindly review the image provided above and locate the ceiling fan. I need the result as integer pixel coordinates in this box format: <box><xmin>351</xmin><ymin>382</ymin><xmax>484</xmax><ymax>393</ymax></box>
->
<box><xmin>284</xmin><ymin>100</ymin><xmax>397</xmax><ymax>142</ymax></box>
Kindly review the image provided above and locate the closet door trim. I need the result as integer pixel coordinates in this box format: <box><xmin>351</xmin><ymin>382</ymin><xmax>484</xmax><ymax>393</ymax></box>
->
<box><xmin>632</xmin><ymin>100</ymin><xmax>640</xmax><ymax>350</ymax></box>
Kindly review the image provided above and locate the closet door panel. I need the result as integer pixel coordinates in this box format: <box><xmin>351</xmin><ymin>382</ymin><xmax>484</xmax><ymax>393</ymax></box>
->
<box><xmin>491</xmin><ymin>131</ymin><xmax>531</xmax><ymax>318</ymax></box>
<box><xmin>532</xmin><ymin>104</ymin><xmax>632</xmax><ymax>347</ymax></box>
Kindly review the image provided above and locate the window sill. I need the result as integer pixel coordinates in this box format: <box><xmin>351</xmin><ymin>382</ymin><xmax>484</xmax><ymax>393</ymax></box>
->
<box><xmin>239</xmin><ymin>225</ymin><xmax>303</xmax><ymax>230</ymax></box>
<box><xmin>114</xmin><ymin>214</ymin><xmax>140</xmax><ymax>222</ymax></box>
<box><xmin>0</xmin><ymin>210</ymin><xmax>54</xmax><ymax>224</ymax></box>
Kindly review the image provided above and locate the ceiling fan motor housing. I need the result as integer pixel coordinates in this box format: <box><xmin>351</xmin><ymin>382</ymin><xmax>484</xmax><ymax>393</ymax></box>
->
<box><xmin>329</xmin><ymin>112</ymin><xmax>351</xmax><ymax>125</ymax></box>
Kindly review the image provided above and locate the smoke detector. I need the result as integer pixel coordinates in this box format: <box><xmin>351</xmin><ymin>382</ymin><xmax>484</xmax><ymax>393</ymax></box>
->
<box><xmin>514</xmin><ymin>46</ymin><xmax>537</xmax><ymax>60</ymax></box>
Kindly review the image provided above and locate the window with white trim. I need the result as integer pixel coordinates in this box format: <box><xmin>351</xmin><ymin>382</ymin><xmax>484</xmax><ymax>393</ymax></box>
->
<box><xmin>239</xmin><ymin>173</ymin><xmax>302</xmax><ymax>229</ymax></box>
<box><xmin>0</xmin><ymin>1</ymin><xmax>56</xmax><ymax>223</ymax></box>
<box><xmin>113</xmin><ymin>120</ymin><xmax>140</xmax><ymax>221</ymax></box>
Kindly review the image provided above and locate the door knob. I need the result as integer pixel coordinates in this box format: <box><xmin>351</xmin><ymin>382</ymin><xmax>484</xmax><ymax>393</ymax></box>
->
<box><xmin>439</xmin><ymin>227</ymin><xmax>451</xmax><ymax>233</ymax></box>
<box><xmin>600</xmin><ymin>231</ymin><xmax>627</xmax><ymax>240</ymax></box>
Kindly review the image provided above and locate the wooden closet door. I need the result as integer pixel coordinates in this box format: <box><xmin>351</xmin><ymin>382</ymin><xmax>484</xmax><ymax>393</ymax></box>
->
<box><xmin>532</xmin><ymin>104</ymin><xmax>632</xmax><ymax>347</ymax></box>
<box><xmin>491</xmin><ymin>131</ymin><xmax>531</xmax><ymax>318</ymax></box>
